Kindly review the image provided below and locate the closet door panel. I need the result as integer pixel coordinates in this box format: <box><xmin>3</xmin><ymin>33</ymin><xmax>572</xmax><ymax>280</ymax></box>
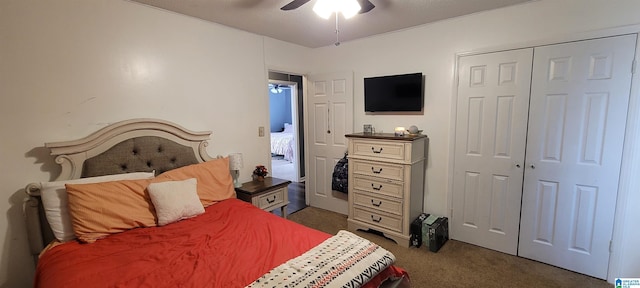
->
<box><xmin>519</xmin><ymin>34</ymin><xmax>636</xmax><ymax>279</ymax></box>
<box><xmin>451</xmin><ymin>48</ymin><xmax>533</xmax><ymax>255</ymax></box>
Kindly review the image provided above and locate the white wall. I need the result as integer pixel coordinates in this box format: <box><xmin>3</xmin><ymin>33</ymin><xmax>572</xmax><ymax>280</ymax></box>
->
<box><xmin>2</xmin><ymin>0</ymin><xmax>639</xmax><ymax>286</ymax></box>
<box><xmin>307</xmin><ymin>0</ymin><xmax>640</xmax><ymax>281</ymax></box>
<box><xmin>0</xmin><ymin>1</ymin><xmax>310</xmax><ymax>286</ymax></box>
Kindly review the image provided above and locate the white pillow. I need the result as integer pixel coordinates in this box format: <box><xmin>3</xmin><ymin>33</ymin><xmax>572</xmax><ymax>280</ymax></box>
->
<box><xmin>147</xmin><ymin>178</ymin><xmax>205</xmax><ymax>226</ymax></box>
<box><xmin>40</xmin><ymin>171</ymin><xmax>155</xmax><ymax>242</ymax></box>
<box><xmin>283</xmin><ymin>123</ymin><xmax>293</xmax><ymax>133</ymax></box>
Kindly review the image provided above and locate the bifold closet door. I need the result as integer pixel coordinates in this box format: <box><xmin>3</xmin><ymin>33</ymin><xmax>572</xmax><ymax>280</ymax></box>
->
<box><xmin>518</xmin><ymin>34</ymin><xmax>636</xmax><ymax>279</ymax></box>
<box><xmin>451</xmin><ymin>48</ymin><xmax>533</xmax><ymax>255</ymax></box>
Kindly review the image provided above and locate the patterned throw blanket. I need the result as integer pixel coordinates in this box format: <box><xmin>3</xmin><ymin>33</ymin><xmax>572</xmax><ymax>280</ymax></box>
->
<box><xmin>246</xmin><ymin>230</ymin><xmax>396</xmax><ymax>288</ymax></box>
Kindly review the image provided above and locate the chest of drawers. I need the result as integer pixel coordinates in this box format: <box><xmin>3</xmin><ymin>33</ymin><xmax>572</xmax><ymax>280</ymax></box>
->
<box><xmin>345</xmin><ymin>133</ymin><xmax>427</xmax><ymax>247</ymax></box>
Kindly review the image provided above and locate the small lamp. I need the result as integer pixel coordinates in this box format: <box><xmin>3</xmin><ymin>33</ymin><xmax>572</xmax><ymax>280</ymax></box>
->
<box><xmin>229</xmin><ymin>153</ymin><xmax>244</xmax><ymax>188</ymax></box>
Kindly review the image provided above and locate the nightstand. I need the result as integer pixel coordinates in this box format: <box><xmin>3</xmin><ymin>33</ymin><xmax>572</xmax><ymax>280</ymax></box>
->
<box><xmin>235</xmin><ymin>177</ymin><xmax>291</xmax><ymax>218</ymax></box>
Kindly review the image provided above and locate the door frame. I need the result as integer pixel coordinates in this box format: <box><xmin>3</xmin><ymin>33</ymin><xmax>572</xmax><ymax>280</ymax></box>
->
<box><xmin>268</xmin><ymin>79</ymin><xmax>300</xmax><ymax>182</ymax></box>
<box><xmin>267</xmin><ymin>69</ymin><xmax>307</xmax><ymax>179</ymax></box>
<box><xmin>448</xmin><ymin>26</ymin><xmax>640</xmax><ymax>283</ymax></box>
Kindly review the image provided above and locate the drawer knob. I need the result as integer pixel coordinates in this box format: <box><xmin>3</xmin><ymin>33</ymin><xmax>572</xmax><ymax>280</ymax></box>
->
<box><xmin>371</xmin><ymin>184</ymin><xmax>383</xmax><ymax>191</ymax></box>
<box><xmin>370</xmin><ymin>215</ymin><xmax>382</xmax><ymax>223</ymax></box>
<box><xmin>371</xmin><ymin>200</ymin><xmax>382</xmax><ymax>207</ymax></box>
<box><xmin>371</xmin><ymin>167</ymin><xmax>383</xmax><ymax>174</ymax></box>
<box><xmin>266</xmin><ymin>196</ymin><xmax>276</xmax><ymax>204</ymax></box>
<box><xmin>371</xmin><ymin>147</ymin><xmax>383</xmax><ymax>154</ymax></box>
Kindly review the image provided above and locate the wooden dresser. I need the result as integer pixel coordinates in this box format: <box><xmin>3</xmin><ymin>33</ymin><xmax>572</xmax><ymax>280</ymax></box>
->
<box><xmin>345</xmin><ymin>133</ymin><xmax>427</xmax><ymax>247</ymax></box>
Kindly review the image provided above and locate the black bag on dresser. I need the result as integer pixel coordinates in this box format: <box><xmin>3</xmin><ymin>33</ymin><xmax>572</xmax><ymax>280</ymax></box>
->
<box><xmin>332</xmin><ymin>153</ymin><xmax>349</xmax><ymax>193</ymax></box>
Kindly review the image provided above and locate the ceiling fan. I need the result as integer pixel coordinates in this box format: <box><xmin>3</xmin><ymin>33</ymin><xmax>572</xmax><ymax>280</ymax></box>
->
<box><xmin>280</xmin><ymin>0</ymin><xmax>375</xmax><ymax>14</ymax></box>
<box><xmin>269</xmin><ymin>83</ymin><xmax>286</xmax><ymax>93</ymax></box>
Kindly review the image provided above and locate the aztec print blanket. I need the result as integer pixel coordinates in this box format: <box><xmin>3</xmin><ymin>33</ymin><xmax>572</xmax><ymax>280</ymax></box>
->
<box><xmin>246</xmin><ymin>230</ymin><xmax>396</xmax><ymax>288</ymax></box>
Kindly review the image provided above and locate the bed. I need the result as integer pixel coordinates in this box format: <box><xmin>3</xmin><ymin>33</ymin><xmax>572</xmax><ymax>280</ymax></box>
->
<box><xmin>271</xmin><ymin>123</ymin><xmax>295</xmax><ymax>162</ymax></box>
<box><xmin>24</xmin><ymin>118</ymin><xmax>409</xmax><ymax>288</ymax></box>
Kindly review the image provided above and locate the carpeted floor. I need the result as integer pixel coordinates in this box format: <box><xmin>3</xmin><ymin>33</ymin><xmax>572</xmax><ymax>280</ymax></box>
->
<box><xmin>272</xmin><ymin>157</ymin><xmax>297</xmax><ymax>182</ymax></box>
<box><xmin>287</xmin><ymin>206</ymin><xmax>611</xmax><ymax>288</ymax></box>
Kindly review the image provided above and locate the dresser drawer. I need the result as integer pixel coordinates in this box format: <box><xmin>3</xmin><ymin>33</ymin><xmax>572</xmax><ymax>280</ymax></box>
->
<box><xmin>353</xmin><ymin>192</ymin><xmax>403</xmax><ymax>216</ymax></box>
<box><xmin>351</xmin><ymin>139</ymin><xmax>406</xmax><ymax>161</ymax></box>
<box><xmin>352</xmin><ymin>159</ymin><xmax>404</xmax><ymax>181</ymax></box>
<box><xmin>353</xmin><ymin>207</ymin><xmax>403</xmax><ymax>233</ymax></box>
<box><xmin>254</xmin><ymin>188</ymin><xmax>285</xmax><ymax>210</ymax></box>
<box><xmin>352</xmin><ymin>176</ymin><xmax>403</xmax><ymax>198</ymax></box>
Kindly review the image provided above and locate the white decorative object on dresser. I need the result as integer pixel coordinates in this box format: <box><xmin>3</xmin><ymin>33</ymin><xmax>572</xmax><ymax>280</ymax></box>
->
<box><xmin>345</xmin><ymin>132</ymin><xmax>428</xmax><ymax>247</ymax></box>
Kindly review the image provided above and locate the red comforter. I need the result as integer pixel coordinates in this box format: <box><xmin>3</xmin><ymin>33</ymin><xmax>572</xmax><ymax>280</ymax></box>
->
<box><xmin>35</xmin><ymin>199</ymin><xmax>404</xmax><ymax>287</ymax></box>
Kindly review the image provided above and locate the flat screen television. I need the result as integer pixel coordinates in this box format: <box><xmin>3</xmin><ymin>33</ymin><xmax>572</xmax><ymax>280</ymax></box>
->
<box><xmin>364</xmin><ymin>72</ymin><xmax>423</xmax><ymax>112</ymax></box>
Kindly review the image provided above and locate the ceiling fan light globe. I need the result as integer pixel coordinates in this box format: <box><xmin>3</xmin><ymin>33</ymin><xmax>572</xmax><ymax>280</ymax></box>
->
<box><xmin>341</xmin><ymin>0</ymin><xmax>361</xmax><ymax>19</ymax></box>
<box><xmin>313</xmin><ymin>0</ymin><xmax>360</xmax><ymax>19</ymax></box>
<box><xmin>312</xmin><ymin>0</ymin><xmax>334</xmax><ymax>19</ymax></box>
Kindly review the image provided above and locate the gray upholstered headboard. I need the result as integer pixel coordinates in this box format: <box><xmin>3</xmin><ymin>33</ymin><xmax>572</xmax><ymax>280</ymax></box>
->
<box><xmin>24</xmin><ymin>119</ymin><xmax>216</xmax><ymax>260</ymax></box>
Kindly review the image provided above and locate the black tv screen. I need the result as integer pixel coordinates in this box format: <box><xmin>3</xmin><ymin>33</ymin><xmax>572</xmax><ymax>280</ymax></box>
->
<box><xmin>364</xmin><ymin>73</ymin><xmax>423</xmax><ymax>112</ymax></box>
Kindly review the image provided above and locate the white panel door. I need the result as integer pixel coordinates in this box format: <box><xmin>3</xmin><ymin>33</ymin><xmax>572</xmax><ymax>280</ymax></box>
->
<box><xmin>307</xmin><ymin>71</ymin><xmax>353</xmax><ymax>214</ymax></box>
<box><xmin>452</xmin><ymin>48</ymin><xmax>533</xmax><ymax>255</ymax></box>
<box><xmin>519</xmin><ymin>34</ymin><xmax>636</xmax><ymax>279</ymax></box>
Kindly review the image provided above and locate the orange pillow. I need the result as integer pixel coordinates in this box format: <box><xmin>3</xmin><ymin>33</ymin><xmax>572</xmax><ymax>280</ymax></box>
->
<box><xmin>65</xmin><ymin>179</ymin><xmax>156</xmax><ymax>243</ymax></box>
<box><xmin>152</xmin><ymin>157</ymin><xmax>236</xmax><ymax>207</ymax></box>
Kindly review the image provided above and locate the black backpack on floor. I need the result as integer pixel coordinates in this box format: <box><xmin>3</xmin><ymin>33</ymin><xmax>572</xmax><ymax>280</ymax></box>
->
<box><xmin>332</xmin><ymin>153</ymin><xmax>349</xmax><ymax>193</ymax></box>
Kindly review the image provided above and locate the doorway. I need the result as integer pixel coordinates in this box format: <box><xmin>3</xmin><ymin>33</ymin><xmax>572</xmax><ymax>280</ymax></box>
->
<box><xmin>268</xmin><ymin>81</ymin><xmax>299</xmax><ymax>183</ymax></box>
<box><xmin>268</xmin><ymin>71</ymin><xmax>306</xmax><ymax>216</ymax></box>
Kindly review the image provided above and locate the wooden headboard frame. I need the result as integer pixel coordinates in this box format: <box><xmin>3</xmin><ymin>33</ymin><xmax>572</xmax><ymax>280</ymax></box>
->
<box><xmin>24</xmin><ymin>118</ymin><xmax>215</xmax><ymax>258</ymax></box>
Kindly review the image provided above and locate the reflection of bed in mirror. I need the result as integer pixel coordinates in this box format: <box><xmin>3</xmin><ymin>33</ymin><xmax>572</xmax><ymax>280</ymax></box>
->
<box><xmin>270</xmin><ymin>122</ymin><xmax>295</xmax><ymax>162</ymax></box>
<box><xmin>24</xmin><ymin>118</ymin><xmax>409</xmax><ymax>288</ymax></box>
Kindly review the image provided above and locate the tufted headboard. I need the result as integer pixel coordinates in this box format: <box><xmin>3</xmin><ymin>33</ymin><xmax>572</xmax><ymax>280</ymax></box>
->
<box><xmin>24</xmin><ymin>119</ymin><xmax>216</xmax><ymax>259</ymax></box>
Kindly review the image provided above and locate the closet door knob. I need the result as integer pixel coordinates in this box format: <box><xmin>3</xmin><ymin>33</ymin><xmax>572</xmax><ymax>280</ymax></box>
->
<box><xmin>530</xmin><ymin>164</ymin><xmax>536</xmax><ymax>169</ymax></box>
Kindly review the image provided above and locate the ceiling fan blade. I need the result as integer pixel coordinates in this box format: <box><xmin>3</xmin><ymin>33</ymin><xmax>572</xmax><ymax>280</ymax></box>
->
<box><xmin>280</xmin><ymin>0</ymin><xmax>312</xmax><ymax>11</ymax></box>
<box><xmin>357</xmin><ymin>0</ymin><xmax>375</xmax><ymax>13</ymax></box>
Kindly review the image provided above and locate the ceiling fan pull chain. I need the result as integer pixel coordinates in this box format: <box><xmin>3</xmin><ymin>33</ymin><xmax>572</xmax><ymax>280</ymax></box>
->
<box><xmin>334</xmin><ymin>14</ymin><xmax>340</xmax><ymax>46</ymax></box>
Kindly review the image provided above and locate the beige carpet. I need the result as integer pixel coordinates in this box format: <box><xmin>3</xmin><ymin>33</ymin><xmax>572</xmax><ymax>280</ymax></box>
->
<box><xmin>287</xmin><ymin>206</ymin><xmax>611</xmax><ymax>288</ymax></box>
<box><xmin>272</xmin><ymin>157</ymin><xmax>297</xmax><ymax>182</ymax></box>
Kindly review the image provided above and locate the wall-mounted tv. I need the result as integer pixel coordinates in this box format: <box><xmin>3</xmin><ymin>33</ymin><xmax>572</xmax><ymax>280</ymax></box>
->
<box><xmin>364</xmin><ymin>72</ymin><xmax>423</xmax><ymax>112</ymax></box>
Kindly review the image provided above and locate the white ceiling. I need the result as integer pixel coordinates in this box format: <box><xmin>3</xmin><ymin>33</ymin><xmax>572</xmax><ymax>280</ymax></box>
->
<box><xmin>129</xmin><ymin>0</ymin><xmax>533</xmax><ymax>48</ymax></box>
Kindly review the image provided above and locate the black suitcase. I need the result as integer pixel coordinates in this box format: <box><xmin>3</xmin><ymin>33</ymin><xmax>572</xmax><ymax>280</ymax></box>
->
<box><xmin>410</xmin><ymin>213</ymin><xmax>429</xmax><ymax>247</ymax></box>
<box><xmin>426</xmin><ymin>217</ymin><xmax>449</xmax><ymax>252</ymax></box>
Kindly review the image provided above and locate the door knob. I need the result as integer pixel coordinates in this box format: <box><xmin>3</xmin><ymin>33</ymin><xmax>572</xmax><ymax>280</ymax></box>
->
<box><xmin>530</xmin><ymin>164</ymin><xmax>536</xmax><ymax>169</ymax></box>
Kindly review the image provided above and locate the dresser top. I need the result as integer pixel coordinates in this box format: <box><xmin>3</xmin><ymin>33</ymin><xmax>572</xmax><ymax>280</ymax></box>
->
<box><xmin>235</xmin><ymin>177</ymin><xmax>291</xmax><ymax>195</ymax></box>
<box><xmin>345</xmin><ymin>132</ymin><xmax>428</xmax><ymax>141</ymax></box>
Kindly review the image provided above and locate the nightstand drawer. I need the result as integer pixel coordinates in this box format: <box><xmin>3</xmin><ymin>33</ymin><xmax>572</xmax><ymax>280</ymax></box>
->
<box><xmin>353</xmin><ymin>207</ymin><xmax>403</xmax><ymax>233</ymax></box>
<box><xmin>352</xmin><ymin>176</ymin><xmax>403</xmax><ymax>198</ymax></box>
<box><xmin>353</xmin><ymin>192</ymin><xmax>402</xmax><ymax>216</ymax></box>
<box><xmin>352</xmin><ymin>159</ymin><xmax>404</xmax><ymax>181</ymax></box>
<box><xmin>254</xmin><ymin>188</ymin><xmax>285</xmax><ymax>210</ymax></box>
<box><xmin>236</xmin><ymin>177</ymin><xmax>291</xmax><ymax>219</ymax></box>
<box><xmin>351</xmin><ymin>139</ymin><xmax>406</xmax><ymax>161</ymax></box>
